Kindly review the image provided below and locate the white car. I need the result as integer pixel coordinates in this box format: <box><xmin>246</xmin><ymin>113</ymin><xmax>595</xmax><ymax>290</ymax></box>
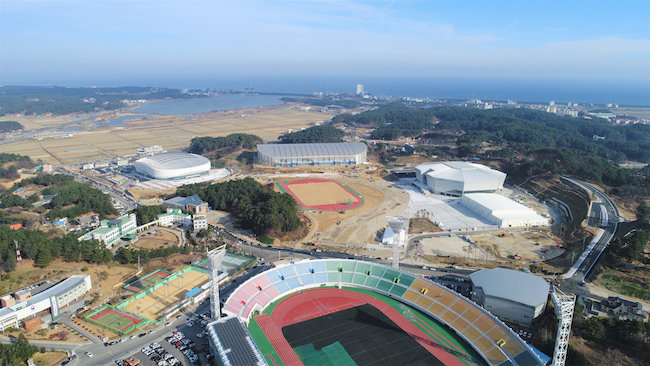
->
<box><xmin>85</xmin><ymin>352</ymin><xmax>93</xmax><ymax>358</ymax></box>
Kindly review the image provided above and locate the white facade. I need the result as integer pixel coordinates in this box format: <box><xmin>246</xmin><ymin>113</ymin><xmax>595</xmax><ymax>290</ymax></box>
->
<box><xmin>135</xmin><ymin>152</ymin><xmax>211</xmax><ymax>179</ymax></box>
<box><xmin>414</xmin><ymin>161</ymin><xmax>506</xmax><ymax>196</ymax></box>
<box><xmin>470</xmin><ymin>268</ymin><xmax>549</xmax><ymax>327</ymax></box>
<box><xmin>460</xmin><ymin>193</ymin><xmax>549</xmax><ymax>228</ymax></box>
<box><xmin>257</xmin><ymin>143</ymin><xmax>367</xmax><ymax>167</ymax></box>
<box><xmin>157</xmin><ymin>208</ymin><xmax>192</xmax><ymax>227</ymax></box>
<box><xmin>0</xmin><ymin>275</ymin><xmax>92</xmax><ymax>330</ymax></box>
<box><xmin>193</xmin><ymin>215</ymin><xmax>208</xmax><ymax>231</ymax></box>
<box><xmin>78</xmin><ymin>213</ymin><xmax>137</xmax><ymax>246</ymax></box>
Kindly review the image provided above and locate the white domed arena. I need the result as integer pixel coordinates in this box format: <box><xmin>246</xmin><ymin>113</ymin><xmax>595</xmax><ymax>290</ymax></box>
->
<box><xmin>415</xmin><ymin>161</ymin><xmax>506</xmax><ymax>196</ymax></box>
<box><xmin>134</xmin><ymin>152</ymin><xmax>211</xmax><ymax>180</ymax></box>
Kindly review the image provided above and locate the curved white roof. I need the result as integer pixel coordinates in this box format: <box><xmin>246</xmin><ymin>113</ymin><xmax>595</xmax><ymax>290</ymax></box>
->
<box><xmin>470</xmin><ymin>268</ymin><xmax>550</xmax><ymax>307</ymax></box>
<box><xmin>135</xmin><ymin>152</ymin><xmax>210</xmax><ymax>179</ymax></box>
<box><xmin>257</xmin><ymin>142</ymin><xmax>367</xmax><ymax>158</ymax></box>
<box><xmin>417</xmin><ymin>161</ymin><xmax>505</xmax><ymax>183</ymax></box>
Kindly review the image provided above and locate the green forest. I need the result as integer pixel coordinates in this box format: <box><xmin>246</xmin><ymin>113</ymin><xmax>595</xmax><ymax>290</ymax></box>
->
<box><xmin>0</xmin><ymin>334</ymin><xmax>38</xmax><ymax>366</ymax></box>
<box><xmin>280</xmin><ymin>96</ymin><xmax>362</xmax><ymax>109</ymax></box>
<box><xmin>0</xmin><ymin>86</ymin><xmax>196</xmax><ymax>116</ymax></box>
<box><xmin>0</xmin><ymin>174</ymin><xmax>117</xmax><ymax>219</ymax></box>
<box><xmin>176</xmin><ymin>177</ymin><xmax>302</xmax><ymax>235</ymax></box>
<box><xmin>0</xmin><ymin>153</ymin><xmax>32</xmax><ymax>181</ymax></box>
<box><xmin>336</xmin><ymin>104</ymin><xmax>650</xmax><ymax>194</ymax></box>
<box><xmin>279</xmin><ymin>125</ymin><xmax>344</xmax><ymax>143</ymax></box>
<box><xmin>0</xmin><ymin>226</ymin><xmax>113</xmax><ymax>271</ymax></box>
<box><xmin>0</xmin><ymin>121</ymin><xmax>24</xmax><ymax>132</ymax></box>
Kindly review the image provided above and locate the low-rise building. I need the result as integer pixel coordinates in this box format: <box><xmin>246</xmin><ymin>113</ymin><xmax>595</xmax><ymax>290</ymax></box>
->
<box><xmin>78</xmin><ymin>213</ymin><xmax>137</xmax><ymax>246</ymax></box>
<box><xmin>163</xmin><ymin>194</ymin><xmax>209</xmax><ymax>214</ymax></box>
<box><xmin>157</xmin><ymin>208</ymin><xmax>192</xmax><ymax>227</ymax></box>
<box><xmin>0</xmin><ymin>275</ymin><xmax>92</xmax><ymax>330</ymax></box>
<box><xmin>583</xmin><ymin>296</ymin><xmax>649</xmax><ymax>322</ymax></box>
<box><xmin>192</xmin><ymin>215</ymin><xmax>208</xmax><ymax>231</ymax></box>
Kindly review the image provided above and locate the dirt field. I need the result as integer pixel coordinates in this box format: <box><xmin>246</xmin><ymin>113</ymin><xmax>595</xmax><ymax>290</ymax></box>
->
<box><xmin>0</xmin><ymin>259</ymin><xmax>138</xmax><ymax>307</ymax></box>
<box><xmin>132</xmin><ymin>230</ymin><xmax>179</xmax><ymax>250</ymax></box>
<box><xmin>287</xmin><ymin>181</ymin><xmax>358</xmax><ymax>206</ymax></box>
<box><xmin>123</xmin><ymin>269</ymin><xmax>209</xmax><ymax>321</ymax></box>
<box><xmin>31</xmin><ymin>351</ymin><xmax>69</xmax><ymax>366</ymax></box>
<box><xmin>3</xmin><ymin>106</ymin><xmax>331</xmax><ymax>164</ymax></box>
<box><xmin>297</xmin><ymin>178</ymin><xmax>410</xmax><ymax>247</ymax></box>
<box><xmin>418</xmin><ymin>236</ymin><xmax>495</xmax><ymax>261</ymax></box>
<box><xmin>20</xmin><ymin>323</ymin><xmax>88</xmax><ymax>344</ymax></box>
<box><xmin>469</xmin><ymin>230</ymin><xmax>562</xmax><ymax>261</ymax></box>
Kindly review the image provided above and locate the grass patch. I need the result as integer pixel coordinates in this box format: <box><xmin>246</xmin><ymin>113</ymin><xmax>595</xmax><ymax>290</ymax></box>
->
<box><xmin>258</xmin><ymin>236</ymin><xmax>274</xmax><ymax>245</ymax></box>
<box><xmin>597</xmin><ymin>273</ymin><xmax>650</xmax><ymax>300</ymax></box>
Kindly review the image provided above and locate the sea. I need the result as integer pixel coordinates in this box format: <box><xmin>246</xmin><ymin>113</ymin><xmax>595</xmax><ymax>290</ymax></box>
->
<box><xmin>132</xmin><ymin>94</ymin><xmax>286</xmax><ymax>115</ymax></box>
<box><xmin>126</xmin><ymin>76</ymin><xmax>650</xmax><ymax>106</ymax></box>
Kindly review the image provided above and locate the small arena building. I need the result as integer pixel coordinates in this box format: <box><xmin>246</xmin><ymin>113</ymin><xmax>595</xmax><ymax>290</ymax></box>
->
<box><xmin>460</xmin><ymin>193</ymin><xmax>549</xmax><ymax>228</ymax></box>
<box><xmin>257</xmin><ymin>142</ymin><xmax>367</xmax><ymax>166</ymax></box>
<box><xmin>470</xmin><ymin>268</ymin><xmax>550</xmax><ymax>327</ymax></box>
<box><xmin>134</xmin><ymin>152</ymin><xmax>211</xmax><ymax>179</ymax></box>
<box><xmin>415</xmin><ymin>161</ymin><xmax>506</xmax><ymax>196</ymax></box>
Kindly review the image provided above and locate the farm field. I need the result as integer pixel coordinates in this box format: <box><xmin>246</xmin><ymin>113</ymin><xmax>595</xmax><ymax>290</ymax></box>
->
<box><xmin>2</xmin><ymin>106</ymin><xmax>330</xmax><ymax>164</ymax></box>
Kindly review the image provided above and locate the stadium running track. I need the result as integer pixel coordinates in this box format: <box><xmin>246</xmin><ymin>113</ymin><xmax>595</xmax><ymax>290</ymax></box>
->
<box><xmin>255</xmin><ymin>288</ymin><xmax>469</xmax><ymax>366</ymax></box>
<box><xmin>277</xmin><ymin>179</ymin><xmax>363</xmax><ymax>211</ymax></box>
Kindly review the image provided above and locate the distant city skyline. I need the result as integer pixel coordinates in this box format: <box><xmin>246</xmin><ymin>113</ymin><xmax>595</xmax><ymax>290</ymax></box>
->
<box><xmin>1</xmin><ymin>0</ymin><xmax>649</xmax><ymax>90</ymax></box>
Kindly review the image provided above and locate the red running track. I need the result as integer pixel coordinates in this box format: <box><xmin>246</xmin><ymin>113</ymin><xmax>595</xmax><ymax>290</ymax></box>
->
<box><xmin>278</xmin><ymin>179</ymin><xmax>363</xmax><ymax>211</ymax></box>
<box><xmin>255</xmin><ymin>288</ymin><xmax>465</xmax><ymax>366</ymax></box>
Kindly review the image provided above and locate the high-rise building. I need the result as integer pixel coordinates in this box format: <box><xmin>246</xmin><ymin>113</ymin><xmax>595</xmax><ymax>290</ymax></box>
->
<box><xmin>356</xmin><ymin>84</ymin><xmax>364</xmax><ymax>95</ymax></box>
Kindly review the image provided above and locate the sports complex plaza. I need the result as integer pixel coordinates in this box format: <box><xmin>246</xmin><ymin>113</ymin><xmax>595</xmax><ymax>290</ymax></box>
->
<box><xmin>206</xmin><ymin>258</ymin><xmax>548</xmax><ymax>366</ymax></box>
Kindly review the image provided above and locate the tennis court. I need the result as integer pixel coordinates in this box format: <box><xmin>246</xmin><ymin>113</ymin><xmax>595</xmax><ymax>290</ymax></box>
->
<box><xmin>87</xmin><ymin>306</ymin><xmax>146</xmax><ymax>333</ymax></box>
<box><xmin>124</xmin><ymin>269</ymin><xmax>172</xmax><ymax>293</ymax></box>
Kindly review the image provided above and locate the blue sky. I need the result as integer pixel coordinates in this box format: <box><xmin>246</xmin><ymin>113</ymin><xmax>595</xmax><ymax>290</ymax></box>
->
<box><xmin>1</xmin><ymin>0</ymin><xmax>649</xmax><ymax>86</ymax></box>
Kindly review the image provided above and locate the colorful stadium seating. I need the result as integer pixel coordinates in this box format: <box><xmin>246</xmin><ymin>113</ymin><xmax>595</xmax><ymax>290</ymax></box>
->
<box><xmin>224</xmin><ymin>259</ymin><xmax>543</xmax><ymax>366</ymax></box>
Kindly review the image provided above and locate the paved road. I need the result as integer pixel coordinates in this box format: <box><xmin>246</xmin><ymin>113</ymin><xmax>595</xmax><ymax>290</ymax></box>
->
<box><xmin>560</xmin><ymin>176</ymin><xmax>620</xmax><ymax>283</ymax></box>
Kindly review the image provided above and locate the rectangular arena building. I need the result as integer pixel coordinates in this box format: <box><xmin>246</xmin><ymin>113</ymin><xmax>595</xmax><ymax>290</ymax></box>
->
<box><xmin>257</xmin><ymin>142</ymin><xmax>367</xmax><ymax>166</ymax></box>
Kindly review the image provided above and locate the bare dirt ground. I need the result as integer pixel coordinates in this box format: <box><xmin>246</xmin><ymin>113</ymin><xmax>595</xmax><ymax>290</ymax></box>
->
<box><xmin>17</xmin><ymin>323</ymin><xmax>88</xmax><ymax>344</ymax></box>
<box><xmin>132</xmin><ymin>230</ymin><xmax>179</xmax><ymax>250</ymax></box>
<box><xmin>469</xmin><ymin>230</ymin><xmax>562</xmax><ymax>261</ymax></box>
<box><xmin>123</xmin><ymin>269</ymin><xmax>209</xmax><ymax>321</ymax></box>
<box><xmin>409</xmin><ymin>218</ymin><xmax>442</xmax><ymax>234</ymax></box>
<box><xmin>3</xmin><ymin>106</ymin><xmax>331</xmax><ymax>164</ymax></box>
<box><xmin>302</xmin><ymin>178</ymin><xmax>410</xmax><ymax>248</ymax></box>
<box><xmin>287</xmin><ymin>181</ymin><xmax>358</xmax><ymax>206</ymax></box>
<box><xmin>31</xmin><ymin>351</ymin><xmax>69</xmax><ymax>366</ymax></box>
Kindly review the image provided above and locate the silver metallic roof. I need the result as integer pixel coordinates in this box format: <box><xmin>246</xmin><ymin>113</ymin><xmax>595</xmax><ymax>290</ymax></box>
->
<box><xmin>257</xmin><ymin>143</ymin><xmax>367</xmax><ymax>158</ymax></box>
<box><xmin>470</xmin><ymin>268</ymin><xmax>550</xmax><ymax>307</ymax></box>
<box><xmin>135</xmin><ymin>152</ymin><xmax>209</xmax><ymax>170</ymax></box>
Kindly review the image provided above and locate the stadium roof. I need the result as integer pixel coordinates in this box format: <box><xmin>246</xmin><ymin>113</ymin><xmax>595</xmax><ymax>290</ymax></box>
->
<box><xmin>207</xmin><ymin>316</ymin><xmax>266</xmax><ymax>366</ymax></box>
<box><xmin>417</xmin><ymin>161</ymin><xmax>506</xmax><ymax>183</ymax></box>
<box><xmin>469</xmin><ymin>268</ymin><xmax>550</xmax><ymax>307</ymax></box>
<box><xmin>135</xmin><ymin>152</ymin><xmax>209</xmax><ymax>170</ymax></box>
<box><xmin>257</xmin><ymin>142</ymin><xmax>367</xmax><ymax>158</ymax></box>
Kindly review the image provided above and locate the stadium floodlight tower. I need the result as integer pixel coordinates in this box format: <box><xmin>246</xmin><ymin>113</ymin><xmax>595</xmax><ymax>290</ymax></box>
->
<box><xmin>551</xmin><ymin>286</ymin><xmax>575</xmax><ymax>366</ymax></box>
<box><xmin>208</xmin><ymin>245</ymin><xmax>227</xmax><ymax>320</ymax></box>
<box><xmin>387</xmin><ymin>216</ymin><xmax>409</xmax><ymax>269</ymax></box>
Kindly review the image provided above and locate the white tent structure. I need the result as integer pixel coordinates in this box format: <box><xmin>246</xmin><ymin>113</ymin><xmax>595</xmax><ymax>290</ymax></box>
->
<box><xmin>460</xmin><ymin>193</ymin><xmax>549</xmax><ymax>228</ymax></box>
<box><xmin>415</xmin><ymin>161</ymin><xmax>506</xmax><ymax>196</ymax></box>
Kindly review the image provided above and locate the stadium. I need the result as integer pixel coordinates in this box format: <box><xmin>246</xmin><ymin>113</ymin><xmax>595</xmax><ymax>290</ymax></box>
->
<box><xmin>134</xmin><ymin>152</ymin><xmax>211</xmax><ymax>179</ymax></box>
<box><xmin>257</xmin><ymin>142</ymin><xmax>367</xmax><ymax>166</ymax></box>
<box><xmin>210</xmin><ymin>259</ymin><xmax>545</xmax><ymax>366</ymax></box>
<box><xmin>415</xmin><ymin>162</ymin><xmax>506</xmax><ymax>196</ymax></box>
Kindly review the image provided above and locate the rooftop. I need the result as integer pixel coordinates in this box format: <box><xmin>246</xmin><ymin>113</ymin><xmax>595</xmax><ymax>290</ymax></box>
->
<box><xmin>470</xmin><ymin>268</ymin><xmax>550</xmax><ymax>307</ymax></box>
<box><xmin>418</xmin><ymin>161</ymin><xmax>506</xmax><ymax>183</ymax></box>
<box><xmin>257</xmin><ymin>142</ymin><xmax>367</xmax><ymax>158</ymax></box>
<box><xmin>135</xmin><ymin>152</ymin><xmax>210</xmax><ymax>170</ymax></box>
<box><xmin>207</xmin><ymin>316</ymin><xmax>266</xmax><ymax>366</ymax></box>
<box><xmin>164</xmin><ymin>194</ymin><xmax>206</xmax><ymax>207</ymax></box>
<box><xmin>0</xmin><ymin>275</ymin><xmax>90</xmax><ymax>318</ymax></box>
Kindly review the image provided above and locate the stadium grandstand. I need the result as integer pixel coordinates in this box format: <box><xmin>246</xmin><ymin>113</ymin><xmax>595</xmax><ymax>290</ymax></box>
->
<box><xmin>256</xmin><ymin>142</ymin><xmax>367</xmax><ymax>166</ymax></box>
<box><xmin>213</xmin><ymin>259</ymin><xmax>545</xmax><ymax>366</ymax></box>
<box><xmin>134</xmin><ymin>152</ymin><xmax>211</xmax><ymax>179</ymax></box>
<box><xmin>415</xmin><ymin>161</ymin><xmax>506</xmax><ymax>196</ymax></box>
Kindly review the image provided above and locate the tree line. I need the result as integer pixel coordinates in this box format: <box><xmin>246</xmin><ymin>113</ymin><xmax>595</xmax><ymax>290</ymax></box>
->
<box><xmin>0</xmin><ymin>121</ymin><xmax>24</xmax><ymax>132</ymax></box>
<box><xmin>0</xmin><ymin>334</ymin><xmax>38</xmax><ymax>366</ymax></box>
<box><xmin>0</xmin><ymin>86</ymin><xmax>197</xmax><ymax>116</ymax></box>
<box><xmin>279</xmin><ymin>125</ymin><xmax>344</xmax><ymax>143</ymax></box>
<box><xmin>0</xmin><ymin>153</ymin><xmax>32</xmax><ymax>182</ymax></box>
<box><xmin>176</xmin><ymin>177</ymin><xmax>302</xmax><ymax>236</ymax></box>
<box><xmin>188</xmin><ymin>133</ymin><xmax>262</xmax><ymax>155</ymax></box>
<box><xmin>333</xmin><ymin>103</ymin><xmax>436</xmax><ymax>140</ymax></box>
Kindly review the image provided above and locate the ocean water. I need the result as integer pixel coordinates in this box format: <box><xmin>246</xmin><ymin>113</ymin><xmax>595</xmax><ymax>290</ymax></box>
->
<box><xmin>132</xmin><ymin>94</ymin><xmax>286</xmax><ymax>115</ymax></box>
<box><xmin>137</xmin><ymin>76</ymin><xmax>650</xmax><ymax>106</ymax></box>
